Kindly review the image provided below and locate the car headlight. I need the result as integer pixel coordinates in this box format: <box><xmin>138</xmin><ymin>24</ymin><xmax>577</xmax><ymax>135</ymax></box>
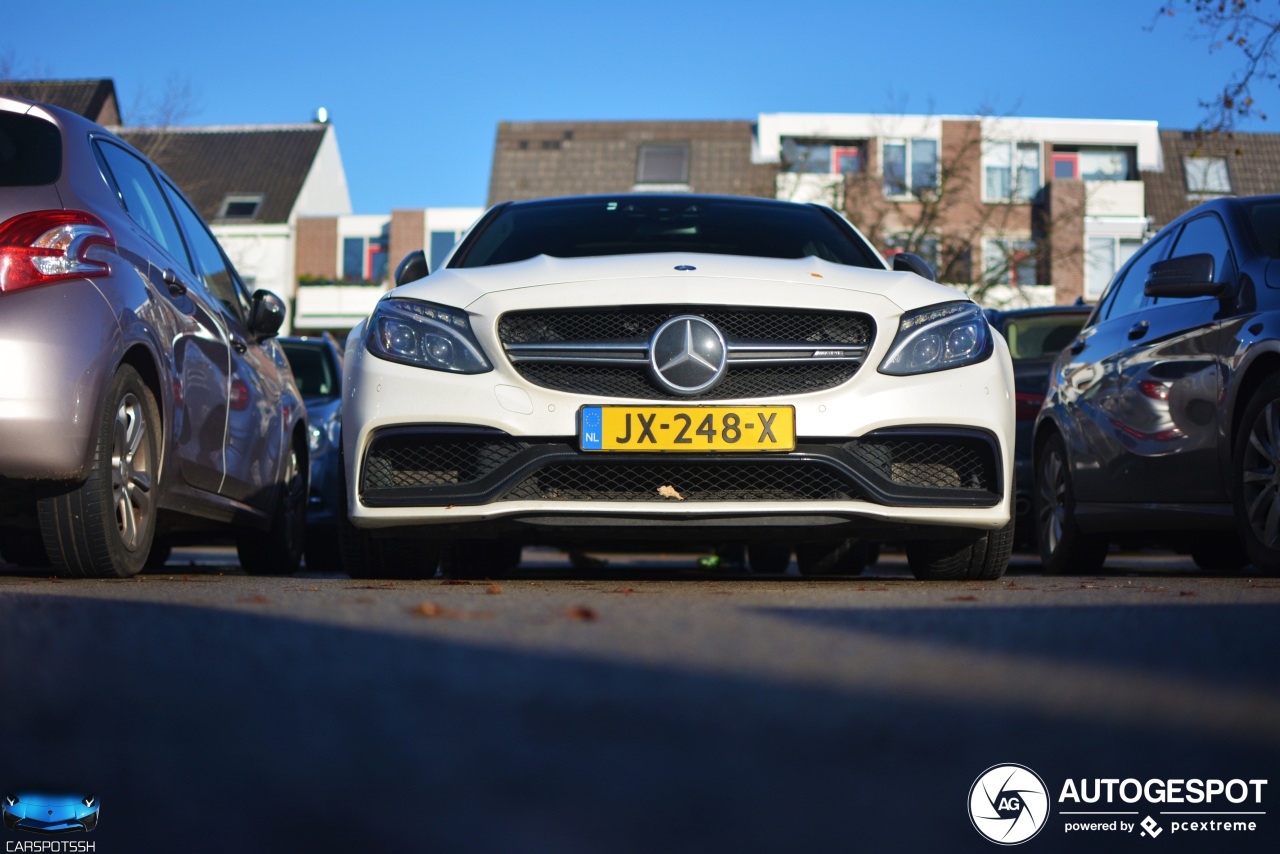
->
<box><xmin>878</xmin><ymin>302</ymin><xmax>993</xmax><ymax>376</ymax></box>
<box><xmin>366</xmin><ymin>298</ymin><xmax>491</xmax><ymax>374</ymax></box>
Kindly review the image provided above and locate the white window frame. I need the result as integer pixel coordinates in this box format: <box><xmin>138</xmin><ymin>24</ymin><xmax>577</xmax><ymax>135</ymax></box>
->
<box><xmin>1183</xmin><ymin>156</ymin><xmax>1232</xmax><ymax>194</ymax></box>
<box><xmin>881</xmin><ymin>137</ymin><xmax>939</xmax><ymax>199</ymax></box>
<box><xmin>983</xmin><ymin>140</ymin><xmax>1042</xmax><ymax>203</ymax></box>
<box><xmin>1085</xmin><ymin>235</ymin><xmax>1143</xmax><ymax>300</ymax></box>
<box><xmin>982</xmin><ymin>237</ymin><xmax>1039</xmax><ymax>286</ymax></box>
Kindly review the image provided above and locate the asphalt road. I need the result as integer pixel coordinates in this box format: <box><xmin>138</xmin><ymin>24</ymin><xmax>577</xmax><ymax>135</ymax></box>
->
<box><xmin>1</xmin><ymin>547</ymin><xmax>1277</xmax><ymax>853</ymax></box>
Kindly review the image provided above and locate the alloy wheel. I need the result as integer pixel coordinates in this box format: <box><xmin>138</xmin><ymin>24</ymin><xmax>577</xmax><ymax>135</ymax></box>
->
<box><xmin>111</xmin><ymin>391</ymin><xmax>154</xmax><ymax>552</ymax></box>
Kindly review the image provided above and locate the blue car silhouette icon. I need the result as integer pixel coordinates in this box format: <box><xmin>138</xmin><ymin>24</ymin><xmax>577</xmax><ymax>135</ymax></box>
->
<box><xmin>3</xmin><ymin>793</ymin><xmax>98</xmax><ymax>834</ymax></box>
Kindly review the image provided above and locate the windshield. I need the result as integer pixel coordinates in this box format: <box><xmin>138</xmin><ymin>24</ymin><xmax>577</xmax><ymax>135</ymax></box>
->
<box><xmin>1246</xmin><ymin>200</ymin><xmax>1280</xmax><ymax>259</ymax></box>
<box><xmin>281</xmin><ymin>342</ymin><xmax>339</xmax><ymax>399</ymax></box>
<box><xmin>453</xmin><ymin>196</ymin><xmax>884</xmax><ymax>269</ymax></box>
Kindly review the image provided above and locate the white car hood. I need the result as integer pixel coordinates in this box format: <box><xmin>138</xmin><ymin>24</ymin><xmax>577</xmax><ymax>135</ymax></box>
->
<box><xmin>390</xmin><ymin>253</ymin><xmax>966</xmax><ymax>314</ymax></box>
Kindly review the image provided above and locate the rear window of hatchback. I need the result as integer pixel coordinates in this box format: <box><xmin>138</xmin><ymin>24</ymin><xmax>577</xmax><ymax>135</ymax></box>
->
<box><xmin>0</xmin><ymin>111</ymin><xmax>62</xmax><ymax>186</ymax></box>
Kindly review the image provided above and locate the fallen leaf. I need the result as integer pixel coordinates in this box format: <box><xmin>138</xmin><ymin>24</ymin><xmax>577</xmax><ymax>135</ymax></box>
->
<box><xmin>1179</xmin><ymin>590</ymin><xmax>1197</xmax><ymax>597</ymax></box>
<box><xmin>563</xmin><ymin>605</ymin><xmax>598</xmax><ymax>622</ymax></box>
<box><xmin>486</xmin><ymin>583</ymin><xmax>503</xmax><ymax>595</ymax></box>
<box><xmin>409</xmin><ymin>601</ymin><xmax>493</xmax><ymax>620</ymax></box>
<box><xmin>239</xmin><ymin>594</ymin><xmax>271</xmax><ymax>604</ymax></box>
<box><xmin>657</xmin><ymin>484</ymin><xmax>683</xmax><ymax>500</ymax></box>
<box><xmin>618</xmin><ymin>586</ymin><xmax>636</xmax><ymax>595</ymax></box>
<box><xmin>441</xmin><ymin>579</ymin><xmax>474</xmax><ymax>586</ymax></box>
<box><xmin>947</xmin><ymin>595</ymin><xmax>978</xmax><ymax>601</ymax></box>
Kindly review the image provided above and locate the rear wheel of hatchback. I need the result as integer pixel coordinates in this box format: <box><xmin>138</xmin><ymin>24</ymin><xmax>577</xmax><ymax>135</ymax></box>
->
<box><xmin>38</xmin><ymin>365</ymin><xmax>159</xmax><ymax>578</ymax></box>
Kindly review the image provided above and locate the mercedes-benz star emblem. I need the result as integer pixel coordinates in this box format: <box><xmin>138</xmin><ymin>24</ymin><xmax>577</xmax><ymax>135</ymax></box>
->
<box><xmin>649</xmin><ymin>315</ymin><xmax>727</xmax><ymax>395</ymax></box>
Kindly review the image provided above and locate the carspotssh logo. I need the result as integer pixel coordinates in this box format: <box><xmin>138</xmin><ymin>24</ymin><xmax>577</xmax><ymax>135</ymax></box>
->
<box><xmin>970</xmin><ymin>764</ymin><xmax>1049</xmax><ymax>845</ymax></box>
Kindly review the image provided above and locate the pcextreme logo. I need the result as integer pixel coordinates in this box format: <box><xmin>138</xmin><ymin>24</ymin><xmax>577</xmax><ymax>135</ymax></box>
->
<box><xmin>969</xmin><ymin>764</ymin><xmax>1050</xmax><ymax>845</ymax></box>
<box><xmin>969</xmin><ymin>766</ymin><xmax>1269</xmax><ymax>845</ymax></box>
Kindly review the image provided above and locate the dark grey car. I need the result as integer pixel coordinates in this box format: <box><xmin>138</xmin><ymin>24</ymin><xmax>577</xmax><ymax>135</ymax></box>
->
<box><xmin>1034</xmin><ymin>195</ymin><xmax>1280</xmax><ymax>575</ymax></box>
<box><xmin>0</xmin><ymin>96</ymin><xmax>307</xmax><ymax>578</ymax></box>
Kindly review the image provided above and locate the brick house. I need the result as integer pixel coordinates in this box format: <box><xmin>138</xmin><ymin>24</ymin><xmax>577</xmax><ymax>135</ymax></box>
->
<box><xmin>487</xmin><ymin>113</ymin><xmax>1163</xmax><ymax>306</ymax></box>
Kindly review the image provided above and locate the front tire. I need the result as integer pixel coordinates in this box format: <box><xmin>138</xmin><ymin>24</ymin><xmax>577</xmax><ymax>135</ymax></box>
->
<box><xmin>38</xmin><ymin>365</ymin><xmax>159</xmax><ymax>578</ymax></box>
<box><xmin>1233</xmin><ymin>375</ymin><xmax>1280</xmax><ymax>575</ymax></box>
<box><xmin>336</xmin><ymin>455</ymin><xmax>439</xmax><ymax>579</ymax></box>
<box><xmin>905</xmin><ymin>521</ymin><xmax>1013</xmax><ymax>580</ymax></box>
<box><xmin>1035</xmin><ymin>433</ymin><xmax>1108</xmax><ymax>575</ymax></box>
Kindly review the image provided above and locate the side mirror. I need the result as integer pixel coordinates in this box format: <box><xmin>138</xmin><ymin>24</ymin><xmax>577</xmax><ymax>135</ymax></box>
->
<box><xmin>395</xmin><ymin>250</ymin><xmax>429</xmax><ymax>286</ymax></box>
<box><xmin>892</xmin><ymin>252</ymin><xmax>936</xmax><ymax>281</ymax></box>
<box><xmin>248</xmin><ymin>290</ymin><xmax>286</xmax><ymax>339</ymax></box>
<box><xmin>1145</xmin><ymin>253</ymin><xmax>1231</xmax><ymax>299</ymax></box>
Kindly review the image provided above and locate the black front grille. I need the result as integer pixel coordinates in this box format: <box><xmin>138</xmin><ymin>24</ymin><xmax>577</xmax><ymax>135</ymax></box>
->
<box><xmin>514</xmin><ymin>362</ymin><xmax>862</xmax><ymax>400</ymax></box>
<box><xmin>498</xmin><ymin>307</ymin><xmax>875</xmax><ymax>400</ymax></box>
<box><xmin>498</xmin><ymin>309</ymin><xmax>873</xmax><ymax>346</ymax></box>
<box><xmin>503</xmin><ymin>461</ymin><xmax>857</xmax><ymax>502</ymax></box>
<box><xmin>363</xmin><ymin>432</ymin><xmax>527</xmax><ymax>490</ymax></box>
<box><xmin>843</xmin><ymin>435</ymin><xmax>996</xmax><ymax>491</ymax></box>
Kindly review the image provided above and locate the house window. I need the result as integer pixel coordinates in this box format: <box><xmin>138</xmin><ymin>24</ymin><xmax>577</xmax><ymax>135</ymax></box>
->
<box><xmin>983</xmin><ymin>238</ymin><xmax>1039</xmax><ymax>286</ymax></box>
<box><xmin>1052</xmin><ymin>153</ymin><xmax>1078</xmax><ymax>179</ymax></box>
<box><xmin>636</xmin><ymin>143</ymin><xmax>689</xmax><ymax>184</ymax></box>
<box><xmin>1184</xmin><ymin>156</ymin><xmax>1232</xmax><ymax>194</ymax></box>
<box><xmin>342</xmin><ymin>235</ymin><xmax>388</xmax><ymax>282</ymax></box>
<box><xmin>780</xmin><ymin>139</ymin><xmax>866</xmax><ymax>175</ymax></box>
<box><xmin>216</xmin><ymin>193</ymin><xmax>264</xmax><ymax>220</ymax></box>
<box><xmin>984</xmin><ymin>141</ymin><xmax>1041</xmax><ymax>201</ymax></box>
<box><xmin>833</xmin><ymin>146</ymin><xmax>863</xmax><ymax>175</ymax></box>
<box><xmin>430</xmin><ymin>230</ymin><xmax>458</xmax><ymax>270</ymax></box>
<box><xmin>883</xmin><ymin>233</ymin><xmax>939</xmax><ymax>269</ymax></box>
<box><xmin>1086</xmin><ymin>235</ymin><xmax>1142</xmax><ymax>299</ymax></box>
<box><xmin>882</xmin><ymin>138</ymin><xmax>938</xmax><ymax>197</ymax></box>
<box><xmin>1079</xmin><ymin>149</ymin><xmax>1133</xmax><ymax>181</ymax></box>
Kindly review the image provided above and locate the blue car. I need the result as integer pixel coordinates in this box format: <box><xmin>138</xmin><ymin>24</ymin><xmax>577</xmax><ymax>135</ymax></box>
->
<box><xmin>280</xmin><ymin>335</ymin><xmax>344</xmax><ymax>571</ymax></box>
<box><xmin>3</xmin><ymin>793</ymin><xmax>98</xmax><ymax>834</ymax></box>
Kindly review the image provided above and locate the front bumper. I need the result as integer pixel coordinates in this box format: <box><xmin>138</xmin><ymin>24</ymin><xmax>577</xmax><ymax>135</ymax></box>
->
<box><xmin>345</xmin><ymin>366</ymin><xmax>1014</xmax><ymax>539</ymax></box>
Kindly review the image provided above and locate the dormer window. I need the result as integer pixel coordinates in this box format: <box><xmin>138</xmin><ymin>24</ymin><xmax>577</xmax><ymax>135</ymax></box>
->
<box><xmin>216</xmin><ymin>193</ymin><xmax>264</xmax><ymax>220</ymax></box>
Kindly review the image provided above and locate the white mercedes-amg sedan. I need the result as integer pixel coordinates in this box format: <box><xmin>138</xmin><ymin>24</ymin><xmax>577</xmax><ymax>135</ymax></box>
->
<box><xmin>339</xmin><ymin>194</ymin><xmax>1014</xmax><ymax>580</ymax></box>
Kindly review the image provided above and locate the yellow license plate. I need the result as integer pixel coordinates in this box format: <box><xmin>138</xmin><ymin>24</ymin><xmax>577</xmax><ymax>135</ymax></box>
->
<box><xmin>579</xmin><ymin>405</ymin><xmax>795</xmax><ymax>452</ymax></box>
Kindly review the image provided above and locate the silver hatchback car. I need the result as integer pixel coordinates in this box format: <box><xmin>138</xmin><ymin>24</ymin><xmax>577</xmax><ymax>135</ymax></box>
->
<box><xmin>0</xmin><ymin>96</ymin><xmax>307</xmax><ymax>578</ymax></box>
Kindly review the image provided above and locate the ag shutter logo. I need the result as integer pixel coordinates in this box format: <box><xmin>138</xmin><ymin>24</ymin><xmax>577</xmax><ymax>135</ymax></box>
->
<box><xmin>969</xmin><ymin>764</ymin><xmax>1050</xmax><ymax>845</ymax></box>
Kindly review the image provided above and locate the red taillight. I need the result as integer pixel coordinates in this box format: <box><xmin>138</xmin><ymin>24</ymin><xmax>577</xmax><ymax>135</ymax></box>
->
<box><xmin>1015</xmin><ymin>391</ymin><xmax>1044</xmax><ymax>421</ymax></box>
<box><xmin>230</xmin><ymin>379</ymin><xmax>251</xmax><ymax>411</ymax></box>
<box><xmin>0</xmin><ymin>210</ymin><xmax>115</xmax><ymax>294</ymax></box>
<box><xmin>1139</xmin><ymin>380</ymin><xmax>1171</xmax><ymax>401</ymax></box>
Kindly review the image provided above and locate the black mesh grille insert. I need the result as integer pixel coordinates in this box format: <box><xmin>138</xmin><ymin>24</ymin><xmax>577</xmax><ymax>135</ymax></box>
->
<box><xmin>513</xmin><ymin>362</ymin><xmax>862</xmax><ymax>400</ymax></box>
<box><xmin>498</xmin><ymin>307</ymin><xmax>875</xmax><ymax>399</ymax></box>
<box><xmin>501</xmin><ymin>461</ymin><xmax>857</xmax><ymax>502</ymax></box>
<box><xmin>843</xmin><ymin>436</ymin><xmax>994</xmax><ymax>491</ymax></box>
<box><xmin>363</xmin><ymin>434</ymin><xmax>527</xmax><ymax>490</ymax></box>
<box><xmin>499</xmin><ymin>308</ymin><xmax>873</xmax><ymax>346</ymax></box>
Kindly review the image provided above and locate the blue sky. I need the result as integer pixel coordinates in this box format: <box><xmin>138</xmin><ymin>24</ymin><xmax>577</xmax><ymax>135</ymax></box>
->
<box><xmin>4</xmin><ymin>0</ymin><xmax>1272</xmax><ymax>212</ymax></box>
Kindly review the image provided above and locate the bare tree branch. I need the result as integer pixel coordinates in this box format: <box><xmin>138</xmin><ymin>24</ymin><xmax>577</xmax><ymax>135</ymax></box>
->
<box><xmin>1153</xmin><ymin>0</ymin><xmax>1280</xmax><ymax>132</ymax></box>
